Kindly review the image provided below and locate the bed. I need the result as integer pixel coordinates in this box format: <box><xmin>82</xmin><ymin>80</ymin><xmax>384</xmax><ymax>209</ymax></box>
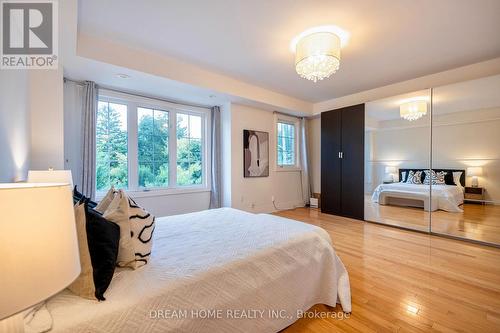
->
<box><xmin>371</xmin><ymin>169</ymin><xmax>465</xmax><ymax>213</ymax></box>
<box><xmin>45</xmin><ymin>208</ymin><xmax>351</xmax><ymax>333</ymax></box>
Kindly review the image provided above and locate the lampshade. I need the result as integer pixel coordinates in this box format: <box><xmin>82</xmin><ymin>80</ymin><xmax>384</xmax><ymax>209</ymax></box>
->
<box><xmin>27</xmin><ymin>170</ymin><xmax>74</xmax><ymax>188</ymax></box>
<box><xmin>400</xmin><ymin>101</ymin><xmax>428</xmax><ymax>121</ymax></box>
<box><xmin>467</xmin><ymin>167</ymin><xmax>483</xmax><ymax>176</ymax></box>
<box><xmin>385</xmin><ymin>166</ymin><xmax>397</xmax><ymax>174</ymax></box>
<box><xmin>0</xmin><ymin>183</ymin><xmax>80</xmax><ymax>320</ymax></box>
<box><xmin>295</xmin><ymin>32</ymin><xmax>340</xmax><ymax>82</ymax></box>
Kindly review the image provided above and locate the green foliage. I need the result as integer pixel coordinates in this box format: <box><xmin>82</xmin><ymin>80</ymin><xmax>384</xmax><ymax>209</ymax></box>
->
<box><xmin>137</xmin><ymin>110</ymin><xmax>169</xmax><ymax>187</ymax></box>
<box><xmin>96</xmin><ymin>102</ymin><xmax>128</xmax><ymax>191</ymax></box>
<box><xmin>176</xmin><ymin>138</ymin><xmax>202</xmax><ymax>185</ymax></box>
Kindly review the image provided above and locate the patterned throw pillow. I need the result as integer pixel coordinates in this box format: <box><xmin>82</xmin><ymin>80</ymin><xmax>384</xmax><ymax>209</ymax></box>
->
<box><xmin>406</xmin><ymin>170</ymin><xmax>423</xmax><ymax>184</ymax></box>
<box><xmin>128</xmin><ymin>196</ymin><xmax>155</xmax><ymax>268</ymax></box>
<box><xmin>423</xmin><ymin>170</ymin><xmax>446</xmax><ymax>185</ymax></box>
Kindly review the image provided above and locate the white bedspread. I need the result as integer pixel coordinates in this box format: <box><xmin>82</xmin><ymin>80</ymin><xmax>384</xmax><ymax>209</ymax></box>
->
<box><xmin>372</xmin><ymin>183</ymin><xmax>464</xmax><ymax>212</ymax></box>
<box><xmin>46</xmin><ymin>208</ymin><xmax>351</xmax><ymax>333</ymax></box>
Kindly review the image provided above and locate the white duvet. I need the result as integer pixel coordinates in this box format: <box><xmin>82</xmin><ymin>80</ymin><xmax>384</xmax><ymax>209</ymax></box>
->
<box><xmin>45</xmin><ymin>208</ymin><xmax>351</xmax><ymax>333</ymax></box>
<box><xmin>372</xmin><ymin>182</ymin><xmax>464</xmax><ymax>212</ymax></box>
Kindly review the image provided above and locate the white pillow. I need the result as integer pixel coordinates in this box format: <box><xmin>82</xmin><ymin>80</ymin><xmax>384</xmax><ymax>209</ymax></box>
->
<box><xmin>95</xmin><ymin>186</ymin><xmax>116</xmax><ymax>213</ymax></box>
<box><xmin>453</xmin><ymin>171</ymin><xmax>463</xmax><ymax>187</ymax></box>
<box><xmin>103</xmin><ymin>190</ymin><xmax>136</xmax><ymax>268</ymax></box>
<box><xmin>400</xmin><ymin>171</ymin><xmax>407</xmax><ymax>182</ymax></box>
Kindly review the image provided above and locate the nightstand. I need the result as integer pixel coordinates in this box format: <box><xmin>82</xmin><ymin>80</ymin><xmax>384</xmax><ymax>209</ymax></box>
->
<box><xmin>464</xmin><ymin>187</ymin><xmax>485</xmax><ymax>203</ymax></box>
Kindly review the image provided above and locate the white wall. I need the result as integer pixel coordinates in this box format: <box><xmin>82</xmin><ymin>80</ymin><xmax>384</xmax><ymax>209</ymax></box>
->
<box><xmin>307</xmin><ymin>116</ymin><xmax>321</xmax><ymax>194</ymax></box>
<box><xmin>131</xmin><ymin>191</ymin><xmax>210</xmax><ymax>217</ymax></box>
<box><xmin>0</xmin><ymin>71</ymin><xmax>30</xmax><ymax>182</ymax></box>
<box><xmin>30</xmin><ymin>69</ymin><xmax>65</xmax><ymax>170</ymax></box>
<box><xmin>230</xmin><ymin>104</ymin><xmax>304</xmax><ymax>213</ymax></box>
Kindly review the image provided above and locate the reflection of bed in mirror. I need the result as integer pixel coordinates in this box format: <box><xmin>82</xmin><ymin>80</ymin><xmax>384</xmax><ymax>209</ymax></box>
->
<box><xmin>371</xmin><ymin>169</ymin><xmax>465</xmax><ymax>212</ymax></box>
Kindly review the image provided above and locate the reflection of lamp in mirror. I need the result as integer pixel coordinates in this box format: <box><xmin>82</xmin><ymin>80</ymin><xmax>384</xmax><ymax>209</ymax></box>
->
<box><xmin>400</xmin><ymin>100</ymin><xmax>427</xmax><ymax>121</ymax></box>
<box><xmin>467</xmin><ymin>167</ymin><xmax>483</xmax><ymax>187</ymax></box>
<box><xmin>385</xmin><ymin>166</ymin><xmax>397</xmax><ymax>182</ymax></box>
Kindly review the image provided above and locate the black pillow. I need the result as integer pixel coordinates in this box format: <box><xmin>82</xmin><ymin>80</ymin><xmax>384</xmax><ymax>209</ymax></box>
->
<box><xmin>73</xmin><ymin>186</ymin><xmax>98</xmax><ymax>208</ymax></box>
<box><xmin>443</xmin><ymin>171</ymin><xmax>456</xmax><ymax>185</ymax></box>
<box><xmin>85</xmin><ymin>201</ymin><xmax>120</xmax><ymax>301</ymax></box>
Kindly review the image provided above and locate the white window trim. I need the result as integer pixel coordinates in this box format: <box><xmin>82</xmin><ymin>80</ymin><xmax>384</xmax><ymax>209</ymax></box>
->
<box><xmin>274</xmin><ymin>113</ymin><xmax>301</xmax><ymax>172</ymax></box>
<box><xmin>96</xmin><ymin>89</ymin><xmax>211</xmax><ymax>197</ymax></box>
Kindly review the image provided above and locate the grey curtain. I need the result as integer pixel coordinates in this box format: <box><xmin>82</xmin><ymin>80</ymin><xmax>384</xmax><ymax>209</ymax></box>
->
<box><xmin>300</xmin><ymin>117</ymin><xmax>312</xmax><ymax>205</ymax></box>
<box><xmin>209</xmin><ymin>106</ymin><xmax>221</xmax><ymax>209</ymax></box>
<box><xmin>81</xmin><ymin>81</ymin><xmax>98</xmax><ymax>199</ymax></box>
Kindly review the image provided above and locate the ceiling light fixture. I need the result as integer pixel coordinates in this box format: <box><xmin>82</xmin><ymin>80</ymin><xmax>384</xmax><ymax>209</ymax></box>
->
<box><xmin>291</xmin><ymin>26</ymin><xmax>349</xmax><ymax>83</ymax></box>
<box><xmin>115</xmin><ymin>73</ymin><xmax>130</xmax><ymax>79</ymax></box>
<box><xmin>400</xmin><ymin>100</ymin><xmax>428</xmax><ymax>121</ymax></box>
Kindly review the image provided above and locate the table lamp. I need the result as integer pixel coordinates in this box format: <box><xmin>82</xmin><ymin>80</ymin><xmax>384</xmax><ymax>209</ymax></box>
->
<box><xmin>467</xmin><ymin>167</ymin><xmax>483</xmax><ymax>187</ymax></box>
<box><xmin>385</xmin><ymin>166</ymin><xmax>397</xmax><ymax>182</ymax></box>
<box><xmin>0</xmin><ymin>183</ymin><xmax>80</xmax><ymax>333</ymax></box>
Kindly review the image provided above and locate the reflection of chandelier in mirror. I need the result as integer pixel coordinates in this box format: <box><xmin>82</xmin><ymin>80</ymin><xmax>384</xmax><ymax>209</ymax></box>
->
<box><xmin>400</xmin><ymin>100</ymin><xmax>427</xmax><ymax>121</ymax></box>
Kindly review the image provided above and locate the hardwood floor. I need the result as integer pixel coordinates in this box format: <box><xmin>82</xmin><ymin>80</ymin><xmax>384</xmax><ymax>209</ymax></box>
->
<box><xmin>275</xmin><ymin>208</ymin><xmax>500</xmax><ymax>333</ymax></box>
<box><xmin>365</xmin><ymin>196</ymin><xmax>500</xmax><ymax>245</ymax></box>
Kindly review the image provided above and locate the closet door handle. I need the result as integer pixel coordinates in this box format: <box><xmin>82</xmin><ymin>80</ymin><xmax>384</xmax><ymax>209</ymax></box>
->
<box><xmin>338</xmin><ymin>152</ymin><xmax>343</xmax><ymax>159</ymax></box>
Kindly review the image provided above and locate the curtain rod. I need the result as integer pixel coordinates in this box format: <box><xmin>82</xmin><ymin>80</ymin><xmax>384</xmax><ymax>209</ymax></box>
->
<box><xmin>63</xmin><ymin>77</ymin><xmax>214</xmax><ymax>110</ymax></box>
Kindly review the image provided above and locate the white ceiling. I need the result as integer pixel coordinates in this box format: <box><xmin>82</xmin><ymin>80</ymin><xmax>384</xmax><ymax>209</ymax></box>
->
<box><xmin>78</xmin><ymin>0</ymin><xmax>500</xmax><ymax>102</ymax></box>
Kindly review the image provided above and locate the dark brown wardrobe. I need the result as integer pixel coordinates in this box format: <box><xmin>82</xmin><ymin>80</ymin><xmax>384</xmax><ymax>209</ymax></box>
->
<box><xmin>321</xmin><ymin>104</ymin><xmax>365</xmax><ymax>220</ymax></box>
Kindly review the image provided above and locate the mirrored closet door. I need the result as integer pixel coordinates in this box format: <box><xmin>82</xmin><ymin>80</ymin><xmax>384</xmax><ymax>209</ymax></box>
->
<box><xmin>364</xmin><ymin>89</ymin><xmax>431</xmax><ymax>232</ymax></box>
<box><xmin>431</xmin><ymin>74</ymin><xmax>500</xmax><ymax>245</ymax></box>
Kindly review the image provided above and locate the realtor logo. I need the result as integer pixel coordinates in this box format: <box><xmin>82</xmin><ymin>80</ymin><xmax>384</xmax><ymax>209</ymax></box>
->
<box><xmin>1</xmin><ymin>0</ymin><xmax>58</xmax><ymax>69</ymax></box>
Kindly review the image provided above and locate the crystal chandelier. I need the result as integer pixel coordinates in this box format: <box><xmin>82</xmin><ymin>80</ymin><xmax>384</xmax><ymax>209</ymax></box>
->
<box><xmin>399</xmin><ymin>101</ymin><xmax>428</xmax><ymax>121</ymax></box>
<box><xmin>294</xmin><ymin>32</ymin><xmax>341</xmax><ymax>82</ymax></box>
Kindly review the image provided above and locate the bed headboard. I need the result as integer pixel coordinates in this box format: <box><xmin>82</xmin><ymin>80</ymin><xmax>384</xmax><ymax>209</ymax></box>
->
<box><xmin>398</xmin><ymin>168</ymin><xmax>466</xmax><ymax>186</ymax></box>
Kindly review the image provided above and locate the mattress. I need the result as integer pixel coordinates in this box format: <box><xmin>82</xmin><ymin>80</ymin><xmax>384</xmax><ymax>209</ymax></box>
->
<box><xmin>372</xmin><ymin>182</ymin><xmax>464</xmax><ymax>212</ymax></box>
<box><xmin>46</xmin><ymin>208</ymin><xmax>351</xmax><ymax>333</ymax></box>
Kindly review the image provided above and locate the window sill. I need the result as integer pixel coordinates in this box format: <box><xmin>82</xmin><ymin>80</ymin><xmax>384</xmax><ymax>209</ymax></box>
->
<box><xmin>96</xmin><ymin>187</ymin><xmax>210</xmax><ymax>200</ymax></box>
<box><xmin>275</xmin><ymin>166</ymin><xmax>302</xmax><ymax>172</ymax></box>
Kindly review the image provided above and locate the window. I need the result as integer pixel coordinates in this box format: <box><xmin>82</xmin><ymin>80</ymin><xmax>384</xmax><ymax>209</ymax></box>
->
<box><xmin>277</xmin><ymin>121</ymin><xmax>296</xmax><ymax>167</ymax></box>
<box><xmin>96</xmin><ymin>101</ymin><xmax>128</xmax><ymax>191</ymax></box>
<box><xmin>176</xmin><ymin>113</ymin><xmax>203</xmax><ymax>185</ymax></box>
<box><xmin>95</xmin><ymin>90</ymin><xmax>210</xmax><ymax>196</ymax></box>
<box><xmin>137</xmin><ymin>108</ymin><xmax>169</xmax><ymax>187</ymax></box>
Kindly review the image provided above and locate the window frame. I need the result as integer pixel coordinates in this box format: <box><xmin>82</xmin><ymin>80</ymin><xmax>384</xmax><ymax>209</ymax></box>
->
<box><xmin>274</xmin><ymin>113</ymin><xmax>301</xmax><ymax>171</ymax></box>
<box><xmin>96</xmin><ymin>89</ymin><xmax>211</xmax><ymax>199</ymax></box>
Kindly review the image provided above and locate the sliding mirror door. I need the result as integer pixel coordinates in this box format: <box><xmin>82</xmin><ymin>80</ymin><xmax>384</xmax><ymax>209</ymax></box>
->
<box><xmin>365</xmin><ymin>90</ymin><xmax>431</xmax><ymax>231</ymax></box>
<box><xmin>431</xmin><ymin>75</ymin><xmax>500</xmax><ymax>245</ymax></box>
